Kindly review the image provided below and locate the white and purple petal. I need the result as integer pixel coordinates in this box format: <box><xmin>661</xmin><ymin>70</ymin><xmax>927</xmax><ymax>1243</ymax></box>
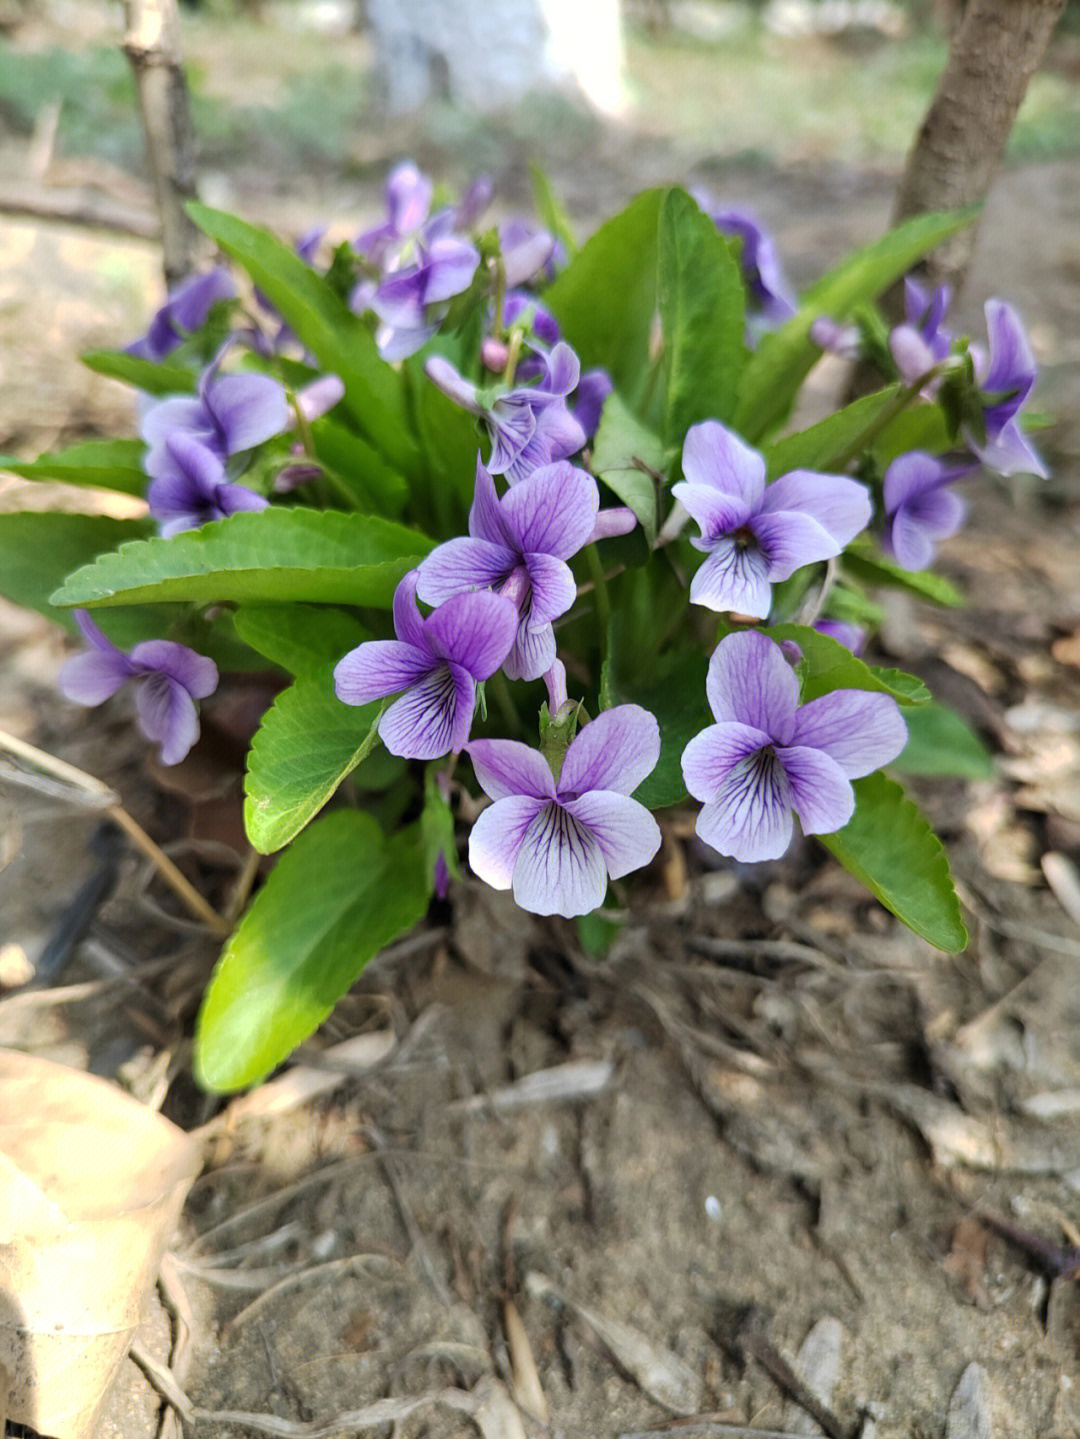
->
<box><xmin>466</xmin><ymin>738</ymin><xmax>557</xmax><ymax>802</ymax></box>
<box><xmin>681</xmin><ymin>420</ymin><xmax>765</xmax><ymax>509</ymax></box>
<box><xmin>705</xmin><ymin>630</ymin><xmax>800</xmax><ymax>740</ymax></box>
<box><xmin>756</xmin><ymin>471</ymin><xmax>872</xmax><ymax>548</ymax></box>
<box><xmin>468</xmin><ymin>460</ymin><xmax>513</xmax><ymax>547</ymax></box>
<box><xmin>391</xmin><ymin>570</ymin><xmax>429</xmax><ymax>652</ymax></box>
<box><xmin>423</xmin><ymin>589</ymin><xmax>518</xmax><ymax>680</ymax></box>
<box><xmin>468</xmin><ymin>794</ymin><xmax>549</xmax><ymax>889</ymax></box>
<box><xmin>425</xmin><ymin>355</ymin><xmax>483</xmax><ymax>415</ymax></box>
<box><xmin>377</xmin><ymin>661</ymin><xmax>474</xmax><ymax>760</ymax></box>
<box><xmin>680</xmin><ymin>721</ymin><xmax>774</xmax><ymax>803</ymax></box>
<box><xmin>558</xmin><ymin>704</ymin><xmax>661</xmax><ymax>799</ymax></box>
<box><xmin>511</xmin><ymin>801</ymin><xmax>609</xmax><ymax>917</ymax></box>
<box><xmin>689</xmin><ymin>540</ymin><xmax>772</xmax><ymax>618</ymax></box>
<box><xmin>416</xmin><ymin>537</ymin><xmax>515</xmax><ymax>606</ymax></box>
<box><xmin>522</xmin><ymin>552</ymin><xmax>577</xmax><ymax>625</ymax></box>
<box><xmin>695</xmin><ymin>747</ymin><xmax>794</xmax><ymax>862</ymax></box>
<box><xmin>776</xmin><ymin>745</ymin><xmax>854</xmax><ymax>835</ymax></box>
<box><xmin>750</xmin><ymin>509</ymin><xmax>842</xmax><ymax>581</ymax></box>
<box><xmin>334</xmin><ymin>640</ymin><xmax>434</xmax><ymax>706</ymax></box>
<box><xmin>501</xmin><ymin>462</ymin><xmax>599</xmax><ymax>559</ymax></box>
<box><xmin>789</xmin><ymin>689</ymin><xmax>907</xmax><ymax>777</ymax></box>
<box><xmin>563</xmin><ymin>790</ymin><xmax>662</xmax><ymax>880</ymax></box>
<box><xmin>206</xmin><ymin>373</ymin><xmax>291</xmax><ymax>454</ymax></box>
<box><xmin>671</xmin><ymin>481</ymin><xmax>751</xmax><ymax>546</ymax></box>
<box><xmin>503</xmin><ymin>613</ymin><xmax>557</xmax><ymax>682</ymax></box>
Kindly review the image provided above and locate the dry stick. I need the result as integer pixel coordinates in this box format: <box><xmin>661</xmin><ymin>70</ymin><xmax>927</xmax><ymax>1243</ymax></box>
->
<box><xmin>122</xmin><ymin>0</ymin><xmax>201</xmax><ymax>285</ymax></box>
<box><xmin>0</xmin><ymin>180</ymin><xmax>159</xmax><ymax>238</ymax></box>
<box><xmin>0</xmin><ymin>728</ymin><xmax>229</xmax><ymax>937</ymax></box>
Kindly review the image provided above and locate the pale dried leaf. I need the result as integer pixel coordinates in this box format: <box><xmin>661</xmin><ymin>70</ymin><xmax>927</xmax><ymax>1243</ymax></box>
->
<box><xmin>946</xmin><ymin>1362</ymin><xmax>993</xmax><ymax>1439</ymax></box>
<box><xmin>783</xmin><ymin>1317</ymin><xmax>844</xmax><ymax>1436</ymax></box>
<box><xmin>504</xmin><ymin>1298</ymin><xmax>548</xmax><ymax>1422</ymax></box>
<box><xmin>0</xmin><ymin>1050</ymin><xmax>201</xmax><ymax>1439</ymax></box>
<box><xmin>525</xmin><ymin>1271</ymin><xmax>703</xmax><ymax>1415</ymax></box>
<box><xmin>469</xmin><ymin>1376</ymin><xmax>528</xmax><ymax>1439</ymax></box>
<box><xmin>449</xmin><ymin>1059</ymin><xmax>614</xmax><ymax>1114</ymax></box>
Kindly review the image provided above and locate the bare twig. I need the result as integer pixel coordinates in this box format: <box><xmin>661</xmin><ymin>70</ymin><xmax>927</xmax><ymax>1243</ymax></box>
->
<box><xmin>123</xmin><ymin>0</ymin><xmax>201</xmax><ymax>284</ymax></box>
<box><xmin>129</xmin><ymin>1341</ymin><xmax>194</xmax><ymax>1426</ymax></box>
<box><xmin>186</xmin><ymin>1389</ymin><xmax>476</xmax><ymax>1438</ymax></box>
<box><xmin>0</xmin><ymin>180</ymin><xmax>158</xmax><ymax>237</ymax></box>
<box><xmin>0</xmin><ymin>729</ymin><xmax>228</xmax><ymax>937</ymax></box>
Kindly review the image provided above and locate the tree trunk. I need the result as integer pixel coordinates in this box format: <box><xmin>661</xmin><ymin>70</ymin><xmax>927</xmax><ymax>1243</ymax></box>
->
<box><xmin>891</xmin><ymin>0</ymin><xmax>1067</xmax><ymax>300</ymax></box>
<box><xmin>123</xmin><ymin>0</ymin><xmax>200</xmax><ymax>286</ymax></box>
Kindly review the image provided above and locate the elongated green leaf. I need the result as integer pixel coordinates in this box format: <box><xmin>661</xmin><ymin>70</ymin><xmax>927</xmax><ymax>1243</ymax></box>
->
<box><xmin>530</xmin><ymin>163</ymin><xmax>577</xmax><ymax>258</ymax></box>
<box><xmin>244</xmin><ymin>668</ymin><xmax>384</xmax><ymax>852</ymax></box>
<box><xmin>421</xmin><ymin>764</ymin><xmax>461</xmax><ymax>890</ymax></box>
<box><xmin>0</xmin><ymin>439</ymin><xmax>148</xmax><ymax>497</ymax></box>
<box><xmin>0</xmin><ymin>512</ymin><xmax>152</xmax><ymax>632</ymax></box>
<box><xmin>893</xmin><ymin>700</ymin><xmax>993</xmax><ymax>779</ymax></box>
<box><xmin>819</xmin><ymin>771</ymin><xmax>968</xmax><ymax>951</ymax></box>
<box><xmin>310</xmin><ymin>418</ymin><xmax>408</xmax><ymax>516</ymax></box>
<box><xmin>591</xmin><ymin>393</ymin><xmax>667</xmax><ymax>544</ymax></box>
<box><xmin>763</xmin><ymin>387</ymin><xmax>900</xmax><ymax>479</ymax></box>
<box><xmin>544</xmin><ymin>189</ymin><xmax>666</xmax><ymax>406</ymax></box>
<box><xmin>187</xmin><ymin>203</ymin><xmax>419</xmax><ymax>476</ymax></box>
<box><xmin>871</xmin><ymin>399</ymin><xmax>952</xmax><ymax>465</ymax></box>
<box><xmin>766</xmin><ymin>623</ymin><xmax>930</xmax><ymax>705</ymax></box>
<box><xmin>81</xmin><ymin>349</ymin><xmax>197</xmax><ymax>395</ymax></box>
<box><xmin>842</xmin><ymin>549</ymin><xmax>965</xmax><ymax>607</ymax></box>
<box><xmin>657</xmin><ymin>188</ymin><xmax>747</xmax><ymax>441</ymax></box>
<box><xmin>194</xmin><ymin>811</ymin><xmax>430</xmax><ymax>1090</ymax></box>
<box><xmin>735</xmin><ymin>207</ymin><xmax>978</xmax><ymax>443</ymax></box>
<box><xmin>52</xmin><ymin>509</ymin><xmax>433</xmax><ymax>609</ymax></box>
<box><xmin>233</xmin><ymin>603</ymin><xmax>369</xmax><ymax>677</ymax></box>
<box><xmin>604</xmin><ymin>645</ymin><xmax>709</xmax><ymax>809</ymax></box>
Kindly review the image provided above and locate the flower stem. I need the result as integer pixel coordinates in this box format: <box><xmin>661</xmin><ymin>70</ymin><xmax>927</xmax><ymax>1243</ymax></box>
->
<box><xmin>830</xmin><ymin>361</ymin><xmax>951</xmax><ymax>472</ymax></box>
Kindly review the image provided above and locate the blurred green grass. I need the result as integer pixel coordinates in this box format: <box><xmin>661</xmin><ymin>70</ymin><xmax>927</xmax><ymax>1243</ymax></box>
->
<box><xmin>2</xmin><ymin>8</ymin><xmax>1079</xmax><ymax>182</ymax></box>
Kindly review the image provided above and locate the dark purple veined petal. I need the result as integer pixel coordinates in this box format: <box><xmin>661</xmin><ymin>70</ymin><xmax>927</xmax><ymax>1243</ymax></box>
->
<box><xmin>128</xmin><ymin>640</ymin><xmax>219</xmax><ymax>699</ymax></box>
<box><xmin>416</xmin><ymin>537</ymin><xmax>515</xmax><ymax>607</ymax></box>
<box><xmin>468</xmin><ymin>793</ymin><xmax>549</xmax><ymax>889</ymax></box>
<box><xmin>468</xmin><ymin>460</ymin><xmax>513</xmax><ymax>547</ymax></box>
<box><xmin>705</xmin><ymin>630</ymin><xmax>800</xmax><ymax>741</ymax></box>
<box><xmin>750</xmin><ymin>509</ymin><xmax>841</xmax><ymax>581</ymax></box>
<box><xmin>680</xmin><ymin>721</ymin><xmax>774</xmax><ymax>803</ymax></box>
<box><xmin>671</xmin><ymin>481</ymin><xmax>751</xmax><ymax>546</ymax></box>
<box><xmin>756</xmin><ymin>471</ymin><xmax>872</xmax><ymax>548</ymax></box>
<box><xmin>558</xmin><ymin>705</ymin><xmax>661</xmax><ymax>799</ymax></box>
<box><xmin>695</xmin><ymin>746</ymin><xmax>794</xmax><ymax>862</ymax></box>
<box><xmin>377</xmin><ymin>661</ymin><xmax>475</xmax><ymax>760</ymax></box>
<box><xmin>423</xmin><ymin>589</ymin><xmax>518</xmax><ymax>680</ymax></box>
<box><xmin>777</xmin><ymin>744</ymin><xmax>854</xmax><ymax>835</ymax></box>
<box><xmin>135</xmin><ymin>672</ymin><xmax>201</xmax><ymax>765</ymax></box>
<box><xmin>511</xmin><ymin>800</ymin><xmax>609</xmax><ymax>917</ymax></box>
<box><xmin>562</xmin><ymin>790</ymin><xmax>662</xmax><ymax>880</ymax></box>
<box><xmin>502</xmin><ymin>402</ymin><xmax>586</xmax><ymax>485</ymax></box>
<box><xmin>205</xmin><ymin>373</ymin><xmax>292</xmax><ymax>455</ymax></box>
<box><xmin>688</xmin><ymin>539</ymin><xmax>773</xmax><ymax>618</ymax></box>
<box><xmin>571</xmin><ymin>368</ymin><xmax>612</xmax><ymax>439</ymax></box>
<box><xmin>503</xmin><ymin>611</ymin><xmax>557</xmax><ymax>682</ymax></box>
<box><xmin>522</xmin><ymin>552</ymin><xmax>576</xmax><ymax>625</ymax></box>
<box><xmin>334</xmin><ymin>640</ymin><xmax>434</xmax><ymax>706</ymax></box>
<box><xmin>466</xmin><ymin>738</ymin><xmax>557</xmax><ymax>802</ymax></box>
<box><xmin>681</xmin><ymin>420</ymin><xmax>766</xmax><ymax>509</ymax></box>
<box><xmin>501</xmin><ymin>462</ymin><xmax>599</xmax><ymax>559</ymax></box>
<box><xmin>486</xmin><ymin>396</ymin><xmax>539</xmax><ymax>474</ymax></box>
<box><xmin>788</xmin><ymin>689</ymin><xmax>907</xmax><ymax>778</ymax></box>
<box><xmin>882</xmin><ymin>451</ymin><xmax>946</xmax><ymax>514</ymax></box>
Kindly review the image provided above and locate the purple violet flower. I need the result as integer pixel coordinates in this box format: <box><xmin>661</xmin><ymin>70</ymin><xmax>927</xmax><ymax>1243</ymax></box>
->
<box><xmin>354</xmin><ymin>161</ymin><xmax>435</xmax><ymax>265</ymax></box>
<box><xmin>969</xmin><ymin>299</ymin><xmax>1046</xmax><ymax>478</ymax></box>
<box><xmin>882</xmin><ymin>451</ymin><xmax>972</xmax><ymax>570</ymax></box>
<box><xmin>467</xmin><ymin>705</ymin><xmax>662</xmax><ymax>917</ymax></box>
<box><xmin>681</xmin><ymin>630</ymin><xmax>907</xmax><ymax>863</ymax></box>
<box><xmin>363</xmin><ymin>232</ymin><xmax>481</xmax><ymax>361</ymax></box>
<box><xmin>889</xmin><ymin>277</ymin><xmax>953</xmax><ymax>388</ymax></box>
<box><xmin>810</xmin><ymin>316</ymin><xmax>862</xmax><ymax>361</ymax></box>
<box><xmin>334</xmin><ymin>571</ymin><xmax>518</xmax><ymax>761</ymax></box>
<box><xmin>58</xmin><ymin>611</ymin><xmax>218</xmax><ymax>765</ymax></box>
<box><xmin>673</xmin><ymin>420</ymin><xmax>872</xmax><ymax>618</ymax></box>
<box><xmin>141</xmin><ymin>362</ymin><xmax>292</xmax><ymax>534</ymax></box>
<box><xmin>813</xmin><ymin>619</ymin><xmax>866</xmax><ymax>654</ymax></box>
<box><xmin>126</xmin><ymin>268</ymin><xmax>235</xmax><ymax>362</ymax></box>
<box><xmin>693</xmin><ymin>196</ymin><xmax>797</xmax><ymax>327</ymax></box>
<box><xmin>416</xmin><ymin>458</ymin><xmax>598</xmax><ymax>681</ymax></box>
<box><xmin>425</xmin><ymin>344</ymin><xmax>586</xmax><ymax>485</ymax></box>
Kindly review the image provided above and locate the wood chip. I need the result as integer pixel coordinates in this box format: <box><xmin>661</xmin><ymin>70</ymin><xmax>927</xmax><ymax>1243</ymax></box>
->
<box><xmin>526</xmin><ymin>1271</ymin><xmax>703</xmax><ymax>1415</ymax></box>
<box><xmin>946</xmin><ymin>1362</ymin><xmax>993</xmax><ymax>1439</ymax></box>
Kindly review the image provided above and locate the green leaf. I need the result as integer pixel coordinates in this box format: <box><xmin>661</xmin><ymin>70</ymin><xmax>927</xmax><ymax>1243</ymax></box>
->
<box><xmin>187</xmin><ymin>203</ymin><xmax>419</xmax><ymax>476</ymax></box>
<box><xmin>657</xmin><ymin>187</ymin><xmax>747</xmax><ymax>441</ymax></box>
<box><xmin>544</xmin><ymin>189</ymin><xmax>666</xmax><ymax>407</ymax></box>
<box><xmin>421</xmin><ymin>765</ymin><xmax>461</xmax><ymax>890</ymax></box>
<box><xmin>841</xmin><ymin>548</ymin><xmax>965</xmax><ymax>607</ymax></box>
<box><xmin>871</xmin><ymin>399</ymin><xmax>952</xmax><ymax>466</ymax></box>
<box><xmin>243</xmin><ymin>667</ymin><xmax>384</xmax><ymax>852</ymax></box>
<box><xmin>233</xmin><ymin>603</ymin><xmax>370</xmax><ymax>677</ymax></box>
<box><xmin>80</xmin><ymin>348</ymin><xmax>197</xmax><ymax>396</ymax></box>
<box><xmin>818</xmin><ymin>771</ymin><xmax>968</xmax><ymax>951</ymax></box>
<box><xmin>893</xmin><ymin>700</ymin><xmax>993</xmax><ymax>779</ymax></box>
<box><xmin>604</xmin><ymin>646</ymin><xmax>709</xmax><ymax>809</ymax></box>
<box><xmin>591</xmin><ymin>393</ymin><xmax>666</xmax><ymax>544</ymax></box>
<box><xmin>52</xmin><ymin>509</ymin><xmax>433</xmax><ymax>609</ymax></box>
<box><xmin>0</xmin><ymin>439</ymin><xmax>148</xmax><ymax>497</ymax></box>
<box><xmin>762</xmin><ymin>387</ymin><xmax>901</xmax><ymax>479</ymax></box>
<box><xmin>766</xmin><ymin>623</ymin><xmax>930</xmax><ymax>705</ymax></box>
<box><xmin>530</xmin><ymin>163</ymin><xmax>577</xmax><ymax>258</ymax></box>
<box><xmin>310</xmin><ymin>417</ymin><xmax>408</xmax><ymax>516</ymax></box>
<box><xmin>194</xmin><ymin>811</ymin><xmax>430</xmax><ymax>1090</ymax></box>
<box><xmin>0</xmin><ymin>511</ymin><xmax>152</xmax><ymax>632</ymax></box>
<box><xmin>735</xmin><ymin>207</ymin><xmax>978</xmax><ymax>443</ymax></box>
